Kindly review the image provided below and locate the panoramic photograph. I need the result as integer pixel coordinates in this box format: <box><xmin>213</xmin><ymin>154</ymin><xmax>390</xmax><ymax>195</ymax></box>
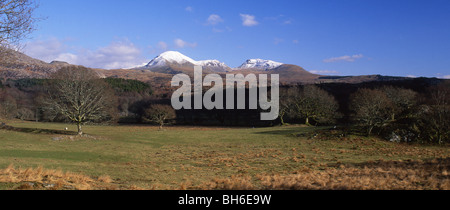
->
<box><xmin>0</xmin><ymin>0</ymin><xmax>449</xmax><ymax>202</ymax></box>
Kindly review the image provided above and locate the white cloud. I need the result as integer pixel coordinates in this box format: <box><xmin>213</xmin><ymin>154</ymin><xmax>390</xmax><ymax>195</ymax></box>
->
<box><xmin>24</xmin><ymin>38</ymin><xmax>147</xmax><ymax>69</ymax></box>
<box><xmin>24</xmin><ymin>37</ymin><xmax>69</xmax><ymax>63</ymax></box>
<box><xmin>434</xmin><ymin>73</ymin><xmax>450</xmax><ymax>79</ymax></box>
<box><xmin>174</xmin><ymin>38</ymin><xmax>197</xmax><ymax>48</ymax></box>
<box><xmin>54</xmin><ymin>53</ymin><xmax>78</xmax><ymax>64</ymax></box>
<box><xmin>90</xmin><ymin>40</ymin><xmax>144</xmax><ymax>69</ymax></box>
<box><xmin>406</xmin><ymin>75</ymin><xmax>417</xmax><ymax>78</ymax></box>
<box><xmin>207</xmin><ymin>14</ymin><xmax>224</xmax><ymax>25</ymax></box>
<box><xmin>309</xmin><ymin>70</ymin><xmax>340</xmax><ymax>75</ymax></box>
<box><xmin>323</xmin><ymin>54</ymin><xmax>364</xmax><ymax>63</ymax></box>
<box><xmin>240</xmin><ymin>14</ymin><xmax>259</xmax><ymax>27</ymax></box>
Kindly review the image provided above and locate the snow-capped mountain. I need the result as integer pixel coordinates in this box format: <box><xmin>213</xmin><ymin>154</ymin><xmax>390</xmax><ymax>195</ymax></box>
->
<box><xmin>141</xmin><ymin>51</ymin><xmax>285</xmax><ymax>73</ymax></box>
<box><xmin>146</xmin><ymin>51</ymin><xmax>197</xmax><ymax>67</ymax></box>
<box><xmin>237</xmin><ymin>59</ymin><xmax>284</xmax><ymax>71</ymax></box>
<box><xmin>196</xmin><ymin>60</ymin><xmax>231</xmax><ymax>72</ymax></box>
<box><xmin>143</xmin><ymin>51</ymin><xmax>231</xmax><ymax>72</ymax></box>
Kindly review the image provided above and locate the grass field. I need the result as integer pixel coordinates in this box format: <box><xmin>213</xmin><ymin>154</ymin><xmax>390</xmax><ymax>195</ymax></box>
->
<box><xmin>0</xmin><ymin>120</ymin><xmax>448</xmax><ymax>190</ymax></box>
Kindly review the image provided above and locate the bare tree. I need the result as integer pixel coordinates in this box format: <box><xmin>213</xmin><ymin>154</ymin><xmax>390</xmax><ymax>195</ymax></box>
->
<box><xmin>286</xmin><ymin>85</ymin><xmax>340</xmax><ymax>126</ymax></box>
<box><xmin>0</xmin><ymin>94</ymin><xmax>17</xmax><ymax>119</ymax></box>
<box><xmin>16</xmin><ymin>107</ymin><xmax>33</xmax><ymax>120</ymax></box>
<box><xmin>43</xmin><ymin>66</ymin><xmax>117</xmax><ymax>135</ymax></box>
<box><xmin>350</xmin><ymin>88</ymin><xmax>393</xmax><ymax>136</ymax></box>
<box><xmin>381</xmin><ymin>86</ymin><xmax>417</xmax><ymax>121</ymax></box>
<box><xmin>416</xmin><ymin>83</ymin><xmax>450</xmax><ymax>144</ymax></box>
<box><xmin>143</xmin><ymin>104</ymin><xmax>176</xmax><ymax>129</ymax></box>
<box><xmin>0</xmin><ymin>0</ymin><xmax>39</xmax><ymax>53</ymax></box>
<box><xmin>278</xmin><ymin>87</ymin><xmax>296</xmax><ymax>125</ymax></box>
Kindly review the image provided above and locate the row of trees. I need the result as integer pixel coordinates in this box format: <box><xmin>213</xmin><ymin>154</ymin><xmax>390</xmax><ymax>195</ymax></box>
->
<box><xmin>351</xmin><ymin>85</ymin><xmax>449</xmax><ymax>144</ymax></box>
<box><xmin>279</xmin><ymin>83</ymin><xmax>449</xmax><ymax>144</ymax></box>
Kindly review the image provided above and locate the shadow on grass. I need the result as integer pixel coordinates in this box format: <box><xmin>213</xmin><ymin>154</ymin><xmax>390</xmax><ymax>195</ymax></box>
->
<box><xmin>0</xmin><ymin>149</ymin><xmax>125</xmax><ymax>162</ymax></box>
<box><xmin>0</xmin><ymin>125</ymin><xmax>78</xmax><ymax>136</ymax></box>
<box><xmin>254</xmin><ymin>125</ymin><xmax>371</xmax><ymax>141</ymax></box>
<box><xmin>253</xmin><ymin>126</ymin><xmax>328</xmax><ymax>136</ymax></box>
<box><xmin>329</xmin><ymin>157</ymin><xmax>450</xmax><ymax>170</ymax></box>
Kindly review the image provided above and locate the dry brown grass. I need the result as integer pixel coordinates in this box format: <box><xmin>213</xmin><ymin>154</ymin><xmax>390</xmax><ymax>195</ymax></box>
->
<box><xmin>196</xmin><ymin>158</ymin><xmax>450</xmax><ymax>190</ymax></box>
<box><xmin>0</xmin><ymin>165</ymin><xmax>120</xmax><ymax>190</ymax></box>
<box><xmin>2</xmin><ymin>158</ymin><xmax>448</xmax><ymax>190</ymax></box>
<box><xmin>198</xmin><ymin>175</ymin><xmax>255</xmax><ymax>190</ymax></box>
<box><xmin>97</xmin><ymin>175</ymin><xmax>113</xmax><ymax>184</ymax></box>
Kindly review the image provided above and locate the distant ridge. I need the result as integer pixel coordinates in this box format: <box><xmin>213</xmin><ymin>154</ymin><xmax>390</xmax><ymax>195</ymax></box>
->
<box><xmin>0</xmin><ymin>47</ymin><xmax>99</xmax><ymax>79</ymax></box>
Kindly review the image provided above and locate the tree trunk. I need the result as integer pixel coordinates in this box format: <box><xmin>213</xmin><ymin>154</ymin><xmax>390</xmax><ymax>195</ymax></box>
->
<box><xmin>77</xmin><ymin>123</ymin><xmax>83</xmax><ymax>136</ymax></box>
<box><xmin>437</xmin><ymin>130</ymin><xmax>442</xmax><ymax>145</ymax></box>
<box><xmin>367</xmin><ymin>126</ymin><xmax>374</xmax><ymax>137</ymax></box>
<box><xmin>305</xmin><ymin>117</ymin><xmax>311</xmax><ymax>126</ymax></box>
<box><xmin>280</xmin><ymin>114</ymin><xmax>286</xmax><ymax>126</ymax></box>
<box><xmin>159</xmin><ymin>118</ymin><xmax>164</xmax><ymax>130</ymax></box>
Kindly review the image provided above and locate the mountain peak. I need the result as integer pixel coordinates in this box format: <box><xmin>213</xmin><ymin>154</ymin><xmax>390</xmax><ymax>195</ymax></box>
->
<box><xmin>146</xmin><ymin>51</ymin><xmax>196</xmax><ymax>67</ymax></box>
<box><xmin>144</xmin><ymin>51</ymin><xmax>231</xmax><ymax>72</ymax></box>
<box><xmin>196</xmin><ymin>59</ymin><xmax>231</xmax><ymax>72</ymax></box>
<box><xmin>159</xmin><ymin>51</ymin><xmax>193</xmax><ymax>60</ymax></box>
<box><xmin>238</xmin><ymin>59</ymin><xmax>283</xmax><ymax>70</ymax></box>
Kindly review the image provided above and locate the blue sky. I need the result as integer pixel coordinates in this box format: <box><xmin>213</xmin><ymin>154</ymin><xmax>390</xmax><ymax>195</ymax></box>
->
<box><xmin>24</xmin><ymin>0</ymin><xmax>450</xmax><ymax>78</ymax></box>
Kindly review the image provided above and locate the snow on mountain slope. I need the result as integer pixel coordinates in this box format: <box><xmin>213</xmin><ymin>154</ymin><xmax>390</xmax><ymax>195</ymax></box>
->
<box><xmin>143</xmin><ymin>51</ymin><xmax>284</xmax><ymax>72</ymax></box>
<box><xmin>196</xmin><ymin>60</ymin><xmax>231</xmax><ymax>72</ymax></box>
<box><xmin>144</xmin><ymin>51</ymin><xmax>231</xmax><ymax>72</ymax></box>
<box><xmin>237</xmin><ymin>59</ymin><xmax>283</xmax><ymax>70</ymax></box>
<box><xmin>196</xmin><ymin>59</ymin><xmax>225</xmax><ymax>67</ymax></box>
<box><xmin>146</xmin><ymin>51</ymin><xmax>197</xmax><ymax>67</ymax></box>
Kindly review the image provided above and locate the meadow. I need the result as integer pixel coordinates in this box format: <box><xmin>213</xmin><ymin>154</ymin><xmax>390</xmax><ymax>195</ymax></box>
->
<box><xmin>0</xmin><ymin>121</ymin><xmax>448</xmax><ymax>190</ymax></box>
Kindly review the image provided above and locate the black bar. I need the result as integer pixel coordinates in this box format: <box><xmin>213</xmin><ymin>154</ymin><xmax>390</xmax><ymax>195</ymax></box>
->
<box><xmin>1</xmin><ymin>190</ymin><xmax>447</xmax><ymax>209</ymax></box>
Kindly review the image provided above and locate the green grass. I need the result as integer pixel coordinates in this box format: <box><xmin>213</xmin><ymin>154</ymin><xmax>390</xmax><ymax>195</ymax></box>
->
<box><xmin>0</xmin><ymin>120</ymin><xmax>448</xmax><ymax>189</ymax></box>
